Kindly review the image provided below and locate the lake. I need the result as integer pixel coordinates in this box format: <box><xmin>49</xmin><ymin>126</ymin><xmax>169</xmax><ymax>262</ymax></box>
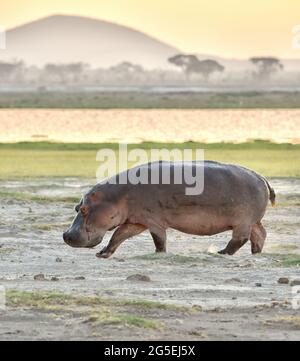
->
<box><xmin>0</xmin><ymin>109</ymin><xmax>299</xmax><ymax>143</ymax></box>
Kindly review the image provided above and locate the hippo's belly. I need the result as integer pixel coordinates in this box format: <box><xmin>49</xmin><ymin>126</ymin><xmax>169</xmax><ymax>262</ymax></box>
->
<box><xmin>164</xmin><ymin>206</ymin><xmax>233</xmax><ymax>236</ymax></box>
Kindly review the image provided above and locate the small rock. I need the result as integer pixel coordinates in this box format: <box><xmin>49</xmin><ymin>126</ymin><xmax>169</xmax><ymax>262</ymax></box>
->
<box><xmin>255</xmin><ymin>283</ymin><xmax>262</xmax><ymax>287</ymax></box>
<box><xmin>34</xmin><ymin>273</ymin><xmax>46</xmax><ymax>281</ymax></box>
<box><xmin>75</xmin><ymin>276</ymin><xmax>85</xmax><ymax>280</ymax></box>
<box><xmin>55</xmin><ymin>257</ymin><xmax>62</xmax><ymax>263</ymax></box>
<box><xmin>290</xmin><ymin>279</ymin><xmax>300</xmax><ymax>286</ymax></box>
<box><xmin>126</xmin><ymin>274</ymin><xmax>151</xmax><ymax>282</ymax></box>
<box><xmin>51</xmin><ymin>276</ymin><xmax>59</xmax><ymax>282</ymax></box>
<box><xmin>278</xmin><ymin>277</ymin><xmax>289</xmax><ymax>284</ymax></box>
<box><xmin>225</xmin><ymin>277</ymin><xmax>241</xmax><ymax>284</ymax></box>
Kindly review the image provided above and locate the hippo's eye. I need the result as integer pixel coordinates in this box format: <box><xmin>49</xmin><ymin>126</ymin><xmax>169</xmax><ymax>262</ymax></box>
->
<box><xmin>110</xmin><ymin>213</ymin><xmax>118</xmax><ymax>220</ymax></box>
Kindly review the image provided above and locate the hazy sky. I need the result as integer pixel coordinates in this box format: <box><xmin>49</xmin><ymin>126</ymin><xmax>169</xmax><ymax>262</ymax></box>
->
<box><xmin>1</xmin><ymin>0</ymin><xmax>300</xmax><ymax>58</ymax></box>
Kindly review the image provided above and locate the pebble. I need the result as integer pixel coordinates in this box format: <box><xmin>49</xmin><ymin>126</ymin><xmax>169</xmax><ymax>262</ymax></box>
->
<box><xmin>55</xmin><ymin>257</ymin><xmax>62</xmax><ymax>263</ymax></box>
<box><xmin>255</xmin><ymin>283</ymin><xmax>262</xmax><ymax>287</ymax></box>
<box><xmin>126</xmin><ymin>274</ymin><xmax>151</xmax><ymax>282</ymax></box>
<box><xmin>74</xmin><ymin>276</ymin><xmax>85</xmax><ymax>280</ymax></box>
<box><xmin>34</xmin><ymin>273</ymin><xmax>46</xmax><ymax>281</ymax></box>
<box><xmin>225</xmin><ymin>277</ymin><xmax>241</xmax><ymax>284</ymax></box>
<box><xmin>277</xmin><ymin>277</ymin><xmax>289</xmax><ymax>284</ymax></box>
<box><xmin>51</xmin><ymin>276</ymin><xmax>59</xmax><ymax>282</ymax></box>
<box><xmin>290</xmin><ymin>279</ymin><xmax>300</xmax><ymax>286</ymax></box>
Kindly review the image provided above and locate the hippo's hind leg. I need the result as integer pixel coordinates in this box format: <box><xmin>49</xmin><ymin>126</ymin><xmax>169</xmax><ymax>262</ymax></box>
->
<box><xmin>96</xmin><ymin>223</ymin><xmax>147</xmax><ymax>258</ymax></box>
<box><xmin>250</xmin><ymin>222</ymin><xmax>266</xmax><ymax>254</ymax></box>
<box><xmin>151</xmin><ymin>231</ymin><xmax>167</xmax><ymax>252</ymax></box>
<box><xmin>218</xmin><ymin>224</ymin><xmax>251</xmax><ymax>255</ymax></box>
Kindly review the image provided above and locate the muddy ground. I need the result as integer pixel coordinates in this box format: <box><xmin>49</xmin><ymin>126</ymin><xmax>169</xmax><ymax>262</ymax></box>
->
<box><xmin>0</xmin><ymin>177</ymin><xmax>299</xmax><ymax>340</ymax></box>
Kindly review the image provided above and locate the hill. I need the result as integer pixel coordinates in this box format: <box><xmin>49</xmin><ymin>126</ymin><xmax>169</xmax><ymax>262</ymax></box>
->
<box><xmin>2</xmin><ymin>14</ymin><xmax>179</xmax><ymax>69</ymax></box>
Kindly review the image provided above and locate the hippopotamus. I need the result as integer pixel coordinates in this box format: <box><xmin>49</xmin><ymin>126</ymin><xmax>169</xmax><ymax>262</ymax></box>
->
<box><xmin>63</xmin><ymin>161</ymin><xmax>275</xmax><ymax>258</ymax></box>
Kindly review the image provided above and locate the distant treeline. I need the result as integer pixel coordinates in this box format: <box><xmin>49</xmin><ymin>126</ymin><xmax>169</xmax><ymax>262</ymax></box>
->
<box><xmin>0</xmin><ymin>54</ymin><xmax>297</xmax><ymax>87</ymax></box>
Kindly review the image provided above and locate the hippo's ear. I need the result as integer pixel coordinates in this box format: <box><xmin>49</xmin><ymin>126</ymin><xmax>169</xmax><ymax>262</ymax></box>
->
<box><xmin>75</xmin><ymin>199</ymin><xmax>83</xmax><ymax>213</ymax></box>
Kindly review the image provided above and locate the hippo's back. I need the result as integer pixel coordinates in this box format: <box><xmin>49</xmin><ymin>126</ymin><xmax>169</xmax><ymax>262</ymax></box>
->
<box><xmin>122</xmin><ymin>160</ymin><xmax>269</xmax><ymax>210</ymax></box>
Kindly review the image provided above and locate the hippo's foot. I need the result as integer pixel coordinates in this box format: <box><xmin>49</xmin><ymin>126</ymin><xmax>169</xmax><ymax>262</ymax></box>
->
<box><xmin>218</xmin><ymin>248</ymin><xmax>235</xmax><ymax>255</ymax></box>
<box><xmin>250</xmin><ymin>222</ymin><xmax>266</xmax><ymax>254</ymax></box>
<box><xmin>155</xmin><ymin>248</ymin><xmax>166</xmax><ymax>253</ymax></box>
<box><xmin>251</xmin><ymin>244</ymin><xmax>263</xmax><ymax>254</ymax></box>
<box><xmin>96</xmin><ymin>247</ymin><xmax>113</xmax><ymax>259</ymax></box>
<box><xmin>218</xmin><ymin>238</ymin><xmax>249</xmax><ymax>255</ymax></box>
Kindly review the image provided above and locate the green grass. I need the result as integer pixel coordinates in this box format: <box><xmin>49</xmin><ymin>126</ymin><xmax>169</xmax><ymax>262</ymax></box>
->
<box><xmin>6</xmin><ymin>289</ymin><xmax>193</xmax><ymax>329</ymax></box>
<box><xmin>133</xmin><ymin>253</ymin><xmax>203</xmax><ymax>264</ymax></box>
<box><xmin>0</xmin><ymin>140</ymin><xmax>299</xmax><ymax>178</ymax></box>
<box><xmin>0</xmin><ymin>191</ymin><xmax>78</xmax><ymax>203</ymax></box>
<box><xmin>0</xmin><ymin>247</ymin><xmax>15</xmax><ymax>255</ymax></box>
<box><xmin>261</xmin><ymin>253</ymin><xmax>300</xmax><ymax>267</ymax></box>
<box><xmin>6</xmin><ymin>289</ymin><xmax>190</xmax><ymax>312</ymax></box>
<box><xmin>282</xmin><ymin>258</ymin><xmax>300</xmax><ymax>267</ymax></box>
<box><xmin>2</xmin><ymin>91</ymin><xmax>300</xmax><ymax>108</ymax></box>
<box><xmin>269</xmin><ymin>316</ymin><xmax>300</xmax><ymax>329</ymax></box>
<box><xmin>7</xmin><ymin>290</ymin><xmax>161</xmax><ymax>328</ymax></box>
<box><xmin>88</xmin><ymin>312</ymin><xmax>161</xmax><ymax>329</ymax></box>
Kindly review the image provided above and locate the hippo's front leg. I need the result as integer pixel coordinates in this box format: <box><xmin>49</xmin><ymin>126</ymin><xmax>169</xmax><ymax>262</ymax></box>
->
<box><xmin>96</xmin><ymin>224</ymin><xmax>147</xmax><ymax>258</ymax></box>
<box><xmin>151</xmin><ymin>231</ymin><xmax>167</xmax><ymax>252</ymax></box>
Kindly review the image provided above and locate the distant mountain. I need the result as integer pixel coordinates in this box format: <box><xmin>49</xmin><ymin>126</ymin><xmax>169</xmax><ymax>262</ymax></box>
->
<box><xmin>2</xmin><ymin>14</ymin><xmax>179</xmax><ymax>69</ymax></box>
<box><xmin>2</xmin><ymin>15</ymin><xmax>300</xmax><ymax>72</ymax></box>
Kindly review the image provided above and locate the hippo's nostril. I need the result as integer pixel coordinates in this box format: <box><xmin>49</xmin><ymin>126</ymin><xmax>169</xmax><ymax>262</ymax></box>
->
<box><xmin>63</xmin><ymin>232</ymin><xmax>71</xmax><ymax>243</ymax></box>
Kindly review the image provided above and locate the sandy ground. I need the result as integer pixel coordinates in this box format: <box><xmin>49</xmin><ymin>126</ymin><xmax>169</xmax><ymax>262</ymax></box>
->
<box><xmin>0</xmin><ymin>177</ymin><xmax>300</xmax><ymax>340</ymax></box>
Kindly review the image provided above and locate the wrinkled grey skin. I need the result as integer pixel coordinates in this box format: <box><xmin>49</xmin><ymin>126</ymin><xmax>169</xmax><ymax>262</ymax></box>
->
<box><xmin>63</xmin><ymin>161</ymin><xmax>275</xmax><ymax>258</ymax></box>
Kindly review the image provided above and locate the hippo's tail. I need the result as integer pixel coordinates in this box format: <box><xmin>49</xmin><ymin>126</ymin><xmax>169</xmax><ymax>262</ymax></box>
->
<box><xmin>264</xmin><ymin>178</ymin><xmax>276</xmax><ymax>207</ymax></box>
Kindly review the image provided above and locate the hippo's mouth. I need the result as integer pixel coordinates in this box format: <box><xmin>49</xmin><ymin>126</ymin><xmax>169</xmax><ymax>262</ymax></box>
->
<box><xmin>85</xmin><ymin>228</ymin><xmax>104</xmax><ymax>248</ymax></box>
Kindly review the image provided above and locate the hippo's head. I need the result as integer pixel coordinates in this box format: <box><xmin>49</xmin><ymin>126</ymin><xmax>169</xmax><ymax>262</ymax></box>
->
<box><xmin>63</xmin><ymin>189</ymin><xmax>126</xmax><ymax>248</ymax></box>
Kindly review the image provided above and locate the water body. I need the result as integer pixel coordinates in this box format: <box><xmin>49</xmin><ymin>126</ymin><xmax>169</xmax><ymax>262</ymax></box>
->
<box><xmin>0</xmin><ymin>109</ymin><xmax>299</xmax><ymax>143</ymax></box>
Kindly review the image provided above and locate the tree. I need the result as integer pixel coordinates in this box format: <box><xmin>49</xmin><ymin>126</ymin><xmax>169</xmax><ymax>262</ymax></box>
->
<box><xmin>0</xmin><ymin>61</ymin><xmax>24</xmax><ymax>82</ymax></box>
<box><xmin>188</xmin><ymin>59</ymin><xmax>224</xmax><ymax>80</ymax></box>
<box><xmin>109</xmin><ymin>62</ymin><xmax>145</xmax><ymax>82</ymax></box>
<box><xmin>249</xmin><ymin>57</ymin><xmax>283</xmax><ymax>80</ymax></box>
<box><xmin>64</xmin><ymin>63</ymin><xmax>89</xmax><ymax>83</ymax></box>
<box><xmin>44</xmin><ymin>62</ymin><xmax>88</xmax><ymax>83</ymax></box>
<box><xmin>168</xmin><ymin>54</ymin><xmax>224</xmax><ymax>80</ymax></box>
<box><xmin>168</xmin><ymin>54</ymin><xmax>199</xmax><ymax>75</ymax></box>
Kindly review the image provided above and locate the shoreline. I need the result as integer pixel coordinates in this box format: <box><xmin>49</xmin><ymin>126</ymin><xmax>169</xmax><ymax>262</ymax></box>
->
<box><xmin>1</xmin><ymin>91</ymin><xmax>300</xmax><ymax>108</ymax></box>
